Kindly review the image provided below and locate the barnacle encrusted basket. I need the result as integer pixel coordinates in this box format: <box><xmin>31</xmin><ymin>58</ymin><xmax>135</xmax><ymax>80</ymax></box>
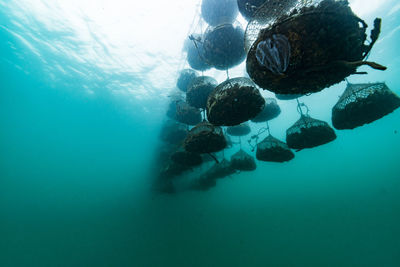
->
<box><xmin>183</xmin><ymin>122</ymin><xmax>227</xmax><ymax>153</ymax></box>
<box><xmin>230</xmin><ymin>149</ymin><xmax>257</xmax><ymax>171</ymax></box>
<box><xmin>186</xmin><ymin>76</ymin><xmax>217</xmax><ymax>109</ymax></box>
<box><xmin>207</xmin><ymin>77</ymin><xmax>265</xmax><ymax>126</ymax></box>
<box><xmin>332</xmin><ymin>82</ymin><xmax>400</xmax><ymax>129</ymax></box>
<box><xmin>256</xmin><ymin>135</ymin><xmax>294</xmax><ymax>162</ymax></box>
<box><xmin>246</xmin><ymin>0</ymin><xmax>385</xmax><ymax>95</ymax></box>
<box><xmin>286</xmin><ymin>115</ymin><xmax>336</xmax><ymax>149</ymax></box>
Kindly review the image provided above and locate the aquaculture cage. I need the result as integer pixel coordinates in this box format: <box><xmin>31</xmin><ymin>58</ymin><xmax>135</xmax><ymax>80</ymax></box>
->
<box><xmin>177</xmin><ymin>69</ymin><xmax>198</xmax><ymax>92</ymax></box>
<box><xmin>286</xmin><ymin>115</ymin><xmax>336</xmax><ymax>149</ymax></box>
<box><xmin>186</xmin><ymin>34</ymin><xmax>211</xmax><ymax>71</ymax></box>
<box><xmin>171</xmin><ymin>148</ymin><xmax>203</xmax><ymax>167</ymax></box>
<box><xmin>237</xmin><ymin>0</ymin><xmax>268</xmax><ymax>21</ymax></box>
<box><xmin>256</xmin><ymin>134</ymin><xmax>294</xmax><ymax>162</ymax></box>
<box><xmin>174</xmin><ymin>100</ymin><xmax>202</xmax><ymax>125</ymax></box>
<box><xmin>251</xmin><ymin>97</ymin><xmax>281</xmax><ymax>122</ymax></box>
<box><xmin>159</xmin><ymin>120</ymin><xmax>188</xmax><ymax>145</ymax></box>
<box><xmin>201</xmin><ymin>0</ymin><xmax>238</xmax><ymax>26</ymax></box>
<box><xmin>227</xmin><ymin>122</ymin><xmax>251</xmax><ymax>136</ymax></box>
<box><xmin>201</xmin><ymin>159</ymin><xmax>236</xmax><ymax>180</ymax></box>
<box><xmin>207</xmin><ymin>77</ymin><xmax>265</xmax><ymax>126</ymax></box>
<box><xmin>246</xmin><ymin>0</ymin><xmax>385</xmax><ymax>95</ymax></box>
<box><xmin>183</xmin><ymin>122</ymin><xmax>227</xmax><ymax>154</ymax></box>
<box><xmin>186</xmin><ymin>76</ymin><xmax>217</xmax><ymax>109</ymax></box>
<box><xmin>230</xmin><ymin>149</ymin><xmax>257</xmax><ymax>171</ymax></box>
<box><xmin>203</xmin><ymin>23</ymin><xmax>246</xmax><ymax>70</ymax></box>
<box><xmin>332</xmin><ymin>82</ymin><xmax>400</xmax><ymax>130</ymax></box>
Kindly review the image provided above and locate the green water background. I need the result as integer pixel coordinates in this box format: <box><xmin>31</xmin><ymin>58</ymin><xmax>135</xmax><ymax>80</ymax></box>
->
<box><xmin>1</xmin><ymin>1</ymin><xmax>400</xmax><ymax>266</ymax></box>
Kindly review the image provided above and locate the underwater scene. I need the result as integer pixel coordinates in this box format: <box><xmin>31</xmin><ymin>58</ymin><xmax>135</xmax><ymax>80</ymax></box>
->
<box><xmin>1</xmin><ymin>0</ymin><xmax>400</xmax><ymax>266</ymax></box>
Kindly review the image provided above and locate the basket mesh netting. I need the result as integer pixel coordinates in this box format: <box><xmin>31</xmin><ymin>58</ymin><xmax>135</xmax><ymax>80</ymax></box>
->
<box><xmin>227</xmin><ymin>122</ymin><xmax>252</xmax><ymax>136</ymax></box>
<box><xmin>171</xmin><ymin>148</ymin><xmax>203</xmax><ymax>167</ymax></box>
<box><xmin>201</xmin><ymin>0</ymin><xmax>239</xmax><ymax>27</ymax></box>
<box><xmin>332</xmin><ymin>82</ymin><xmax>400</xmax><ymax>130</ymax></box>
<box><xmin>286</xmin><ymin>115</ymin><xmax>336</xmax><ymax>149</ymax></box>
<box><xmin>256</xmin><ymin>135</ymin><xmax>294</xmax><ymax>162</ymax></box>
<box><xmin>245</xmin><ymin>0</ymin><xmax>385</xmax><ymax>94</ymax></box>
<box><xmin>184</xmin><ymin>122</ymin><xmax>227</xmax><ymax>153</ymax></box>
<box><xmin>237</xmin><ymin>0</ymin><xmax>268</xmax><ymax>21</ymax></box>
<box><xmin>203</xmin><ymin>22</ymin><xmax>246</xmax><ymax>70</ymax></box>
<box><xmin>186</xmin><ymin>76</ymin><xmax>217</xmax><ymax>109</ymax></box>
<box><xmin>230</xmin><ymin>149</ymin><xmax>257</xmax><ymax>171</ymax></box>
<box><xmin>201</xmin><ymin>159</ymin><xmax>236</xmax><ymax>180</ymax></box>
<box><xmin>159</xmin><ymin>120</ymin><xmax>188</xmax><ymax>145</ymax></box>
<box><xmin>207</xmin><ymin>77</ymin><xmax>265</xmax><ymax>126</ymax></box>
<box><xmin>177</xmin><ymin>69</ymin><xmax>198</xmax><ymax>92</ymax></box>
<box><xmin>252</xmin><ymin>97</ymin><xmax>281</xmax><ymax>122</ymax></box>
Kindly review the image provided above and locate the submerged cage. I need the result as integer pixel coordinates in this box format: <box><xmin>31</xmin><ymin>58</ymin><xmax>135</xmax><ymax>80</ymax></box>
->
<box><xmin>207</xmin><ymin>77</ymin><xmax>265</xmax><ymax>126</ymax></box>
<box><xmin>246</xmin><ymin>0</ymin><xmax>385</xmax><ymax>95</ymax></box>
<box><xmin>332</xmin><ymin>82</ymin><xmax>400</xmax><ymax>130</ymax></box>
<box><xmin>186</xmin><ymin>34</ymin><xmax>211</xmax><ymax>71</ymax></box>
<box><xmin>203</xmin><ymin>23</ymin><xmax>246</xmax><ymax>70</ymax></box>
<box><xmin>286</xmin><ymin>115</ymin><xmax>336</xmax><ymax>149</ymax></box>
<box><xmin>202</xmin><ymin>159</ymin><xmax>236</xmax><ymax>180</ymax></box>
<box><xmin>256</xmin><ymin>135</ymin><xmax>294</xmax><ymax>162</ymax></box>
<box><xmin>230</xmin><ymin>149</ymin><xmax>257</xmax><ymax>171</ymax></box>
<box><xmin>177</xmin><ymin>69</ymin><xmax>198</xmax><ymax>92</ymax></box>
<box><xmin>159</xmin><ymin>120</ymin><xmax>188</xmax><ymax>145</ymax></box>
<box><xmin>186</xmin><ymin>76</ymin><xmax>217</xmax><ymax>109</ymax></box>
<box><xmin>201</xmin><ymin>0</ymin><xmax>239</xmax><ymax>26</ymax></box>
<box><xmin>171</xmin><ymin>148</ymin><xmax>203</xmax><ymax>167</ymax></box>
<box><xmin>275</xmin><ymin>93</ymin><xmax>302</xmax><ymax>101</ymax></box>
<box><xmin>227</xmin><ymin>122</ymin><xmax>252</xmax><ymax>136</ymax></box>
<box><xmin>184</xmin><ymin>122</ymin><xmax>227</xmax><ymax>153</ymax></box>
<box><xmin>174</xmin><ymin>100</ymin><xmax>202</xmax><ymax>125</ymax></box>
<box><xmin>251</xmin><ymin>97</ymin><xmax>281</xmax><ymax>122</ymax></box>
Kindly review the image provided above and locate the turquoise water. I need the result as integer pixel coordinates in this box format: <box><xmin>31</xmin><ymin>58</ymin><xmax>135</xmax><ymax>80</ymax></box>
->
<box><xmin>1</xmin><ymin>1</ymin><xmax>400</xmax><ymax>266</ymax></box>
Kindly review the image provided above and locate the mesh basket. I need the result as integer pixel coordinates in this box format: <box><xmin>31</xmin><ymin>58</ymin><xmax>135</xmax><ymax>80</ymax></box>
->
<box><xmin>201</xmin><ymin>0</ymin><xmax>239</xmax><ymax>27</ymax></box>
<box><xmin>286</xmin><ymin>115</ymin><xmax>336</xmax><ymax>149</ymax></box>
<box><xmin>186</xmin><ymin>76</ymin><xmax>217</xmax><ymax>109</ymax></box>
<box><xmin>203</xmin><ymin>23</ymin><xmax>246</xmax><ymax>70</ymax></box>
<box><xmin>252</xmin><ymin>97</ymin><xmax>281</xmax><ymax>122</ymax></box>
<box><xmin>174</xmin><ymin>100</ymin><xmax>202</xmax><ymax>125</ymax></box>
<box><xmin>207</xmin><ymin>77</ymin><xmax>265</xmax><ymax>126</ymax></box>
<box><xmin>177</xmin><ymin>69</ymin><xmax>198</xmax><ymax>92</ymax></box>
<box><xmin>332</xmin><ymin>82</ymin><xmax>400</xmax><ymax>129</ymax></box>
<box><xmin>256</xmin><ymin>135</ymin><xmax>294</xmax><ymax>162</ymax></box>
<box><xmin>231</xmin><ymin>149</ymin><xmax>257</xmax><ymax>171</ymax></box>
<box><xmin>186</xmin><ymin>34</ymin><xmax>211</xmax><ymax>71</ymax></box>
<box><xmin>246</xmin><ymin>0</ymin><xmax>384</xmax><ymax>94</ymax></box>
<box><xmin>201</xmin><ymin>159</ymin><xmax>236</xmax><ymax>180</ymax></box>
<box><xmin>227</xmin><ymin>122</ymin><xmax>252</xmax><ymax>136</ymax></box>
<box><xmin>184</xmin><ymin>122</ymin><xmax>227</xmax><ymax>153</ymax></box>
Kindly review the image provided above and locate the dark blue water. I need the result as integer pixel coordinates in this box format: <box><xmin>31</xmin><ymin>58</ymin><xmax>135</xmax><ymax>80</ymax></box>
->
<box><xmin>1</xmin><ymin>1</ymin><xmax>399</xmax><ymax>266</ymax></box>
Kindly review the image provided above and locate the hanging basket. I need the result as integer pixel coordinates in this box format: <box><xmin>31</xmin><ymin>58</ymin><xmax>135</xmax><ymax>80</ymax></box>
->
<box><xmin>231</xmin><ymin>149</ymin><xmax>257</xmax><ymax>171</ymax></box>
<box><xmin>203</xmin><ymin>23</ymin><xmax>246</xmax><ymax>70</ymax></box>
<box><xmin>186</xmin><ymin>76</ymin><xmax>217</xmax><ymax>109</ymax></box>
<box><xmin>174</xmin><ymin>100</ymin><xmax>202</xmax><ymax>125</ymax></box>
<box><xmin>177</xmin><ymin>69</ymin><xmax>198</xmax><ymax>92</ymax></box>
<box><xmin>332</xmin><ymin>82</ymin><xmax>400</xmax><ymax>130</ymax></box>
<box><xmin>256</xmin><ymin>135</ymin><xmax>294</xmax><ymax>162</ymax></box>
<box><xmin>207</xmin><ymin>77</ymin><xmax>265</xmax><ymax>126</ymax></box>
<box><xmin>171</xmin><ymin>148</ymin><xmax>203</xmax><ymax>167</ymax></box>
<box><xmin>201</xmin><ymin>0</ymin><xmax>239</xmax><ymax>27</ymax></box>
<box><xmin>184</xmin><ymin>122</ymin><xmax>227</xmax><ymax>153</ymax></box>
<box><xmin>159</xmin><ymin>120</ymin><xmax>188</xmax><ymax>145</ymax></box>
<box><xmin>246</xmin><ymin>0</ymin><xmax>385</xmax><ymax>95</ymax></box>
<box><xmin>252</xmin><ymin>97</ymin><xmax>281</xmax><ymax>122</ymax></box>
<box><xmin>286</xmin><ymin>115</ymin><xmax>336</xmax><ymax>149</ymax></box>
<box><xmin>227</xmin><ymin>122</ymin><xmax>252</xmax><ymax>136</ymax></box>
